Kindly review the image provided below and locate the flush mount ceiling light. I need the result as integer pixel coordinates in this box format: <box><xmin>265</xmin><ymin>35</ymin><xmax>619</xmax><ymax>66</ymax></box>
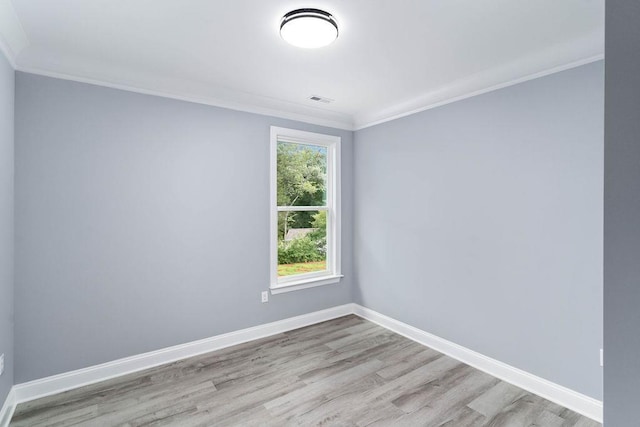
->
<box><xmin>280</xmin><ymin>8</ymin><xmax>338</xmax><ymax>48</ymax></box>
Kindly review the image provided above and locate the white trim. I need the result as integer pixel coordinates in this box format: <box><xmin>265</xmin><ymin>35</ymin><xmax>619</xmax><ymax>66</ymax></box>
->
<box><xmin>0</xmin><ymin>388</ymin><xmax>16</xmax><ymax>427</ymax></box>
<box><xmin>7</xmin><ymin>303</ymin><xmax>602</xmax><ymax>424</ymax></box>
<box><xmin>270</xmin><ymin>275</ymin><xmax>343</xmax><ymax>294</ymax></box>
<box><xmin>278</xmin><ymin>206</ymin><xmax>328</xmax><ymax>212</ymax></box>
<box><xmin>269</xmin><ymin>126</ymin><xmax>342</xmax><ymax>293</ymax></box>
<box><xmin>277</xmin><ymin>269</ymin><xmax>332</xmax><ymax>285</ymax></box>
<box><xmin>353</xmin><ymin>54</ymin><xmax>604</xmax><ymax>130</ymax></box>
<box><xmin>11</xmin><ymin>304</ymin><xmax>353</xmax><ymax>405</ymax></box>
<box><xmin>11</xmin><ymin>45</ymin><xmax>601</xmax><ymax>132</ymax></box>
<box><xmin>15</xmin><ymin>65</ymin><xmax>355</xmax><ymax>130</ymax></box>
<box><xmin>13</xmin><ymin>54</ymin><xmax>603</xmax><ymax>132</ymax></box>
<box><xmin>351</xmin><ymin>304</ymin><xmax>603</xmax><ymax>423</ymax></box>
<box><xmin>0</xmin><ymin>0</ymin><xmax>29</xmax><ymax>68</ymax></box>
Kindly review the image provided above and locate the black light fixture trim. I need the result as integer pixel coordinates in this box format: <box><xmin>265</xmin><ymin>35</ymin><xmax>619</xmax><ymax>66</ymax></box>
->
<box><xmin>280</xmin><ymin>8</ymin><xmax>339</xmax><ymax>37</ymax></box>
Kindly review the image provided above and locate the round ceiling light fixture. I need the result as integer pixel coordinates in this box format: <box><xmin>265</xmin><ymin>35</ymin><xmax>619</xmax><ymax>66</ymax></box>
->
<box><xmin>280</xmin><ymin>8</ymin><xmax>338</xmax><ymax>48</ymax></box>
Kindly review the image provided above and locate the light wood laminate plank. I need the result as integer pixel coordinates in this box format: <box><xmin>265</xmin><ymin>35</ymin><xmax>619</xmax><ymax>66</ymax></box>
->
<box><xmin>10</xmin><ymin>315</ymin><xmax>601</xmax><ymax>427</ymax></box>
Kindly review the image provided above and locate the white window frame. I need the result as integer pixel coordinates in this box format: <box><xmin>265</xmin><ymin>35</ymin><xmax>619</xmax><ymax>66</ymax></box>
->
<box><xmin>270</xmin><ymin>126</ymin><xmax>342</xmax><ymax>294</ymax></box>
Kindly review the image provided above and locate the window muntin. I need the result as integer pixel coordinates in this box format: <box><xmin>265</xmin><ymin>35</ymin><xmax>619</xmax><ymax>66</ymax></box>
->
<box><xmin>270</xmin><ymin>127</ymin><xmax>341</xmax><ymax>292</ymax></box>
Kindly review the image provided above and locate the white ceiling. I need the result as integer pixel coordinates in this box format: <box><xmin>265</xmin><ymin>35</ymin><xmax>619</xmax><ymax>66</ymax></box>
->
<box><xmin>1</xmin><ymin>0</ymin><xmax>604</xmax><ymax>130</ymax></box>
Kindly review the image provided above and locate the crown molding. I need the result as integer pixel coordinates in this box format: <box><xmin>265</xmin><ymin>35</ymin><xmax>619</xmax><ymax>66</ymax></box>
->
<box><xmin>7</xmin><ymin>8</ymin><xmax>602</xmax><ymax>133</ymax></box>
<box><xmin>0</xmin><ymin>0</ymin><xmax>28</xmax><ymax>68</ymax></box>
<box><xmin>14</xmin><ymin>64</ymin><xmax>355</xmax><ymax>131</ymax></box>
<box><xmin>353</xmin><ymin>32</ymin><xmax>604</xmax><ymax>130</ymax></box>
<box><xmin>353</xmin><ymin>54</ymin><xmax>603</xmax><ymax>130</ymax></box>
<box><xmin>18</xmin><ymin>52</ymin><xmax>603</xmax><ymax>134</ymax></box>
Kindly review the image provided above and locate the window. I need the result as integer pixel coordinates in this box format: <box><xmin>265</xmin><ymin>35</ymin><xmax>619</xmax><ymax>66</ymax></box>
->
<box><xmin>270</xmin><ymin>126</ymin><xmax>342</xmax><ymax>293</ymax></box>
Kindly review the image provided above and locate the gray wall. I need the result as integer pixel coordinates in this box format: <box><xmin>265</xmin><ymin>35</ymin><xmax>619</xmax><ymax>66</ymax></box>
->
<box><xmin>0</xmin><ymin>51</ymin><xmax>14</xmax><ymax>407</ymax></box>
<box><xmin>14</xmin><ymin>72</ymin><xmax>353</xmax><ymax>382</ymax></box>
<box><xmin>12</xmin><ymin>61</ymin><xmax>605</xmax><ymax>405</ymax></box>
<box><xmin>353</xmin><ymin>62</ymin><xmax>604</xmax><ymax>399</ymax></box>
<box><xmin>604</xmin><ymin>2</ymin><xmax>640</xmax><ymax>425</ymax></box>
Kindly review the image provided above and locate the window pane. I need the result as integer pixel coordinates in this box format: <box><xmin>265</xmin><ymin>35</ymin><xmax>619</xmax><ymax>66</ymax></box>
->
<box><xmin>278</xmin><ymin>210</ymin><xmax>328</xmax><ymax>277</ymax></box>
<box><xmin>277</xmin><ymin>141</ymin><xmax>327</xmax><ymax>207</ymax></box>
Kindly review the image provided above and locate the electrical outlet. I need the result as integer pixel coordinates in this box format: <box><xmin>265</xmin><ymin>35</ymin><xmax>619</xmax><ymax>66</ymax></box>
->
<box><xmin>0</xmin><ymin>353</ymin><xmax>4</xmax><ymax>376</ymax></box>
<box><xmin>261</xmin><ymin>291</ymin><xmax>269</xmax><ymax>303</ymax></box>
<box><xmin>600</xmin><ymin>349</ymin><xmax>604</xmax><ymax>367</ymax></box>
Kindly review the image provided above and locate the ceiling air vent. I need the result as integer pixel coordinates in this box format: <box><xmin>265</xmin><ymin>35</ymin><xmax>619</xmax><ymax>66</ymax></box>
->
<box><xmin>309</xmin><ymin>95</ymin><xmax>333</xmax><ymax>104</ymax></box>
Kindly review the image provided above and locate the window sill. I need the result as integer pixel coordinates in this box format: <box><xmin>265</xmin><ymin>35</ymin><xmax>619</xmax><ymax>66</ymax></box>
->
<box><xmin>270</xmin><ymin>274</ymin><xmax>343</xmax><ymax>294</ymax></box>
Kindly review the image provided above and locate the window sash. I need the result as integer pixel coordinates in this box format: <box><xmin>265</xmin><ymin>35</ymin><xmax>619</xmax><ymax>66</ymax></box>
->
<box><xmin>277</xmin><ymin>208</ymin><xmax>333</xmax><ymax>283</ymax></box>
<box><xmin>276</xmin><ymin>139</ymin><xmax>330</xmax><ymax>209</ymax></box>
<box><xmin>277</xmin><ymin>206</ymin><xmax>329</xmax><ymax>212</ymax></box>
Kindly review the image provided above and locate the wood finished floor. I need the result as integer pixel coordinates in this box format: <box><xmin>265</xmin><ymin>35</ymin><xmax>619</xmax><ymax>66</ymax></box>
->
<box><xmin>10</xmin><ymin>315</ymin><xmax>601</xmax><ymax>427</ymax></box>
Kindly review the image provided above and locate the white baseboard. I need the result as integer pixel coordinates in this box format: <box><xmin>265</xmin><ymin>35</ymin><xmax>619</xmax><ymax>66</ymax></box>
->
<box><xmin>11</xmin><ymin>304</ymin><xmax>353</xmax><ymax>406</ymax></box>
<box><xmin>6</xmin><ymin>302</ymin><xmax>602</xmax><ymax>425</ymax></box>
<box><xmin>351</xmin><ymin>304</ymin><xmax>603</xmax><ymax>423</ymax></box>
<box><xmin>0</xmin><ymin>388</ymin><xmax>16</xmax><ymax>427</ymax></box>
